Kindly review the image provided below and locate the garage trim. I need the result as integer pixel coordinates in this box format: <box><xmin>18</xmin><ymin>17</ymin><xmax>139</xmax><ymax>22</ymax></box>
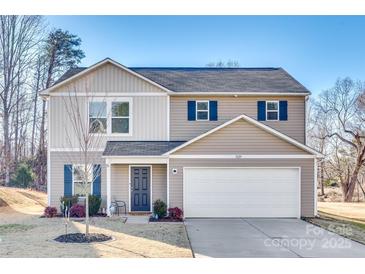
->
<box><xmin>183</xmin><ymin>166</ymin><xmax>301</xmax><ymax>218</ymax></box>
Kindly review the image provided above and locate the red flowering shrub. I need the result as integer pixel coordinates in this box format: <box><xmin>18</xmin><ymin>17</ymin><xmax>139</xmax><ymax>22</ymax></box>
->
<box><xmin>70</xmin><ymin>204</ymin><xmax>85</xmax><ymax>218</ymax></box>
<box><xmin>44</xmin><ymin>206</ymin><xmax>57</xmax><ymax>218</ymax></box>
<box><xmin>168</xmin><ymin>207</ymin><xmax>183</xmax><ymax>220</ymax></box>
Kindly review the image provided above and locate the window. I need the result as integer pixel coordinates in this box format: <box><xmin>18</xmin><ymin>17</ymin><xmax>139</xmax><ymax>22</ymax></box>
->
<box><xmin>196</xmin><ymin>101</ymin><xmax>209</xmax><ymax>121</ymax></box>
<box><xmin>266</xmin><ymin>101</ymin><xmax>279</xmax><ymax>121</ymax></box>
<box><xmin>89</xmin><ymin>102</ymin><xmax>107</xmax><ymax>133</ymax></box>
<box><xmin>111</xmin><ymin>102</ymin><xmax>129</xmax><ymax>133</ymax></box>
<box><xmin>73</xmin><ymin>164</ymin><xmax>92</xmax><ymax>196</ymax></box>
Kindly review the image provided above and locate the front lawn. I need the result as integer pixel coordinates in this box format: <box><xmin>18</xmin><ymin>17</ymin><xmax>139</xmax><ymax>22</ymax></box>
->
<box><xmin>304</xmin><ymin>214</ymin><xmax>365</xmax><ymax>245</ymax></box>
<box><xmin>318</xmin><ymin>202</ymin><xmax>365</xmax><ymax>222</ymax></box>
<box><xmin>0</xmin><ymin>216</ymin><xmax>192</xmax><ymax>258</ymax></box>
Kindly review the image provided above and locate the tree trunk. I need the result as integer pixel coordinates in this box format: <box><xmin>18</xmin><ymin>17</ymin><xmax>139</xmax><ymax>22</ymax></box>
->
<box><xmin>31</xmin><ymin>78</ymin><xmax>39</xmax><ymax>157</ymax></box>
<box><xmin>85</xmin><ymin>194</ymin><xmax>89</xmax><ymax>236</ymax></box>
<box><xmin>3</xmin><ymin>110</ymin><xmax>11</xmax><ymax>186</ymax></box>
<box><xmin>344</xmin><ymin>164</ymin><xmax>362</xmax><ymax>202</ymax></box>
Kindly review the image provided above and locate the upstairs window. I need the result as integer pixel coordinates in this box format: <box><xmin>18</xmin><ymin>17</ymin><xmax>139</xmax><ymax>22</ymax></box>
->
<box><xmin>89</xmin><ymin>102</ymin><xmax>107</xmax><ymax>133</ymax></box>
<box><xmin>196</xmin><ymin>101</ymin><xmax>209</xmax><ymax>121</ymax></box>
<box><xmin>266</xmin><ymin>101</ymin><xmax>279</xmax><ymax>121</ymax></box>
<box><xmin>112</xmin><ymin>102</ymin><xmax>130</xmax><ymax>133</ymax></box>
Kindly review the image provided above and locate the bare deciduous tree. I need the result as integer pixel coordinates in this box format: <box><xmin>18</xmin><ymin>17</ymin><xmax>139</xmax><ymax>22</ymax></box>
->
<box><xmin>60</xmin><ymin>84</ymin><xmax>105</xmax><ymax>236</ymax></box>
<box><xmin>0</xmin><ymin>15</ymin><xmax>43</xmax><ymax>185</ymax></box>
<box><xmin>316</xmin><ymin>78</ymin><xmax>365</xmax><ymax>202</ymax></box>
<box><xmin>206</xmin><ymin>59</ymin><xmax>240</xmax><ymax>68</ymax></box>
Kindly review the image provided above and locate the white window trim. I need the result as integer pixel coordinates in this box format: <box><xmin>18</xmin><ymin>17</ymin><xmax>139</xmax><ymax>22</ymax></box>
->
<box><xmin>72</xmin><ymin>164</ymin><xmax>93</xmax><ymax>196</ymax></box>
<box><xmin>196</xmin><ymin>100</ymin><xmax>209</xmax><ymax>121</ymax></box>
<box><xmin>111</xmin><ymin>101</ymin><xmax>131</xmax><ymax>135</ymax></box>
<box><xmin>88</xmin><ymin>97</ymin><xmax>133</xmax><ymax>137</ymax></box>
<box><xmin>88</xmin><ymin>100</ymin><xmax>107</xmax><ymax>134</ymax></box>
<box><xmin>266</xmin><ymin>100</ymin><xmax>279</xmax><ymax>121</ymax></box>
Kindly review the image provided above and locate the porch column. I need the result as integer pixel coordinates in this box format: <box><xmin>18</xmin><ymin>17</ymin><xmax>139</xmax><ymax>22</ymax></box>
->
<box><xmin>106</xmin><ymin>162</ymin><xmax>111</xmax><ymax>216</ymax></box>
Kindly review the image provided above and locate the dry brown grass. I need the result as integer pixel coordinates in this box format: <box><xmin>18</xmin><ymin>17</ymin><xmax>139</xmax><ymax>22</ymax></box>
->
<box><xmin>0</xmin><ymin>187</ymin><xmax>192</xmax><ymax>258</ymax></box>
<box><xmin>318</xmin><ymin>202</ymin><xmax>365</xmax><ymax>222</ymax></box>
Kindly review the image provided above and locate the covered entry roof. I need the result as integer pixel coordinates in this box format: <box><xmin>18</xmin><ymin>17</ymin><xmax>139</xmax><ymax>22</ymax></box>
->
<box><xmin>103</xmin><ymin>141</ymin><xmax>185</xmax><ymax>156</ymax></box>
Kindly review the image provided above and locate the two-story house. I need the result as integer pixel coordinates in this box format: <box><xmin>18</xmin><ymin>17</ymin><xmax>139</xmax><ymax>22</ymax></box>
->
<box><xmin>40</xmin><ymin>58</ymin><xmax>321</xmax><ymax>218</ymax></box>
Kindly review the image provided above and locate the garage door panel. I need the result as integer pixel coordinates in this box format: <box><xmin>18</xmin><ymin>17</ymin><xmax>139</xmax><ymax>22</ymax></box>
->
<box><xmin>184</xmin><ymin>167</ymin><xmax>300</xmax><ymax>218</ymax></box>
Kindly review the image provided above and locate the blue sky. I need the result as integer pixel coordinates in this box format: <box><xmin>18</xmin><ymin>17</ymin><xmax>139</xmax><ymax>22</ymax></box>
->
<box><xmin>46</xmin><ymin>16</ymin><xmax>365</xmax><ymax>96</ymax></box>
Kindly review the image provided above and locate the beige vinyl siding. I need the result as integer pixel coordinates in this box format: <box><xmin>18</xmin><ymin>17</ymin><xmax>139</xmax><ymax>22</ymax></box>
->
<box><xmin>49</xmin><ymin>151</ymin><xmax>107</xmax><ymax>208</ymax></box>
<box><xmin>170</xmin><ymin>95</ymin><xmax>306</xmax><ymax>143</ymax></box>
<box><xmin>110</xmin><ymin>164</ymin><xmax>167</xmax><ymax>212</ymax></box>
<box><xmin>175</xmin><ymin>119</ymin><xmax>309</xmax><ymax>155</ymax></box>
<box><xmin>49</xmin><ymin>95</ymin><xmax>168</xmax><ymax>149</ymax></box>
<box><xmin>169</xmin><ymin>158</ymin><xmax>315</xmax><ymax>217</ymax></box>
<box><xmin>53</xmin><ymin>63</ymin><xmax>165</xmax><ymax>94</ymax></box>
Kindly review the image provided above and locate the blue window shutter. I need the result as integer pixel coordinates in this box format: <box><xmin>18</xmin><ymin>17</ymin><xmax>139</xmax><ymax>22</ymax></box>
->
<box><xmin>279</xmin><ymin>101</ymin><xmax>288</xmax><ymax>121</ymax></box>
<box><xmin>257</xmin><ymin>101</ymin><xmax>266</xmax><ymax>121</ymax></box>
<box><xmin>93</xmin><ymin>164</ymin><xmax>101</xmax><ymax>197</ymax></box>
<box><xmin>209</xmin><ymin>101</ymin><xmax>218</xmax><ymax>121</ymax></box>
<box><xmin>64</xmin><ymin>165</ymin><xmax>73</xmax><ymax>197</ymax></box>
<box><xmin>187</xmin><ymin>101</ymin><xmax>196</xmax><ymax>121</ymax></box>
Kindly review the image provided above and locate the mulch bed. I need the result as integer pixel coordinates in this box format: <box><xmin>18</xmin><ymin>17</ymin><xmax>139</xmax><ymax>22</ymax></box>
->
<box><xmin>149</xmin><ymin>217</ymin><xmax>183</xmax><ymax>222</ymax></box>
<box><xmin>54</xmin><ymin>233</ymin><xmax>112</xmax><ymax>243</ymax></box>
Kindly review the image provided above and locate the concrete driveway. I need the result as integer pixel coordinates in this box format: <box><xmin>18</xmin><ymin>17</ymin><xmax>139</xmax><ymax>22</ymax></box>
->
<box><xmin>185</xmin><ymin>218</ymin><xmax>365</xmax><ymax>258</ymax></box>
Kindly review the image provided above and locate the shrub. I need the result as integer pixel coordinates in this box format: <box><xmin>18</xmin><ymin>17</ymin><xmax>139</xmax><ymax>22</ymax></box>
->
<box><xmin>88</xmin><ymin>195</ymin><xmax>101</xmax><ymax>216</ymax></box>
<box><xmin>153</xmin><ymin>199</ymin><xmax>167</xmax><ymax>218</ymax></box>
<box><xmin>44</xmin><ymin>207</ymin><xmax>57</xmax><ymax>218</ymax></box>
<box><xmin>168</xmin><ymin>207</ymin><xmax>183</xmax><ymax>220</ymax></box>
<box><xmin>60</xmin><ymin>195</ymin><xmax>79</xmax><ymax>214</ymax></box>
<box><xmin>10</xmin><ymin>163</ymin><xmax>34</xmax><ymax>188</ymax></box>
<box><xmin>69</xmin><ymin>204</ymin><xmax>85</xmax><ymax>218</ymax></box>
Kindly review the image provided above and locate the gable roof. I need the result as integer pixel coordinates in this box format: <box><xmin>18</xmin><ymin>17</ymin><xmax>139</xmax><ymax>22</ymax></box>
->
<box><xmin>164</xmin><ymin>114</ymin><xmax>323</xmax><ymax>157</ymax></box>
<box><xmin>42</xmin><ymin>58</ymin><xmax>310</xmax><ymax>95</ymax></box>
<box><xmin>103</xmin><ymin>141</ymin><xmax>185</xmax><ymax>156</ymax></box>
<box><xmin>40</xmin><ymin>58</ymin><xmax>172</xmax><ymax>95</ymax></box>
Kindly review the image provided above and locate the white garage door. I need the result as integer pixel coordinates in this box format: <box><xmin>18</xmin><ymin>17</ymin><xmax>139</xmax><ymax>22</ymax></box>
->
<box><xmin>184</xmin><ymin>167</ymin><xmax>300</xmax><ymax>218</ymax></box>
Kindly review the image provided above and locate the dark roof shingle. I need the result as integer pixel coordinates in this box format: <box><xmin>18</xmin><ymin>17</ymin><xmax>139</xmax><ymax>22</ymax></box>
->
<box><xmin>52</xmin><ymin>64</ymin><xmax>309</xmax><ymax>94</ymax></box>
<box><xmin>103</xmin><ymin>141</ymin><xmax>185</xmax><ymax>156</ymax></box>
<box><xmin>131</xmin><ymin>67</ymin><xmax>309</xmax><ymax>93</ymax></box>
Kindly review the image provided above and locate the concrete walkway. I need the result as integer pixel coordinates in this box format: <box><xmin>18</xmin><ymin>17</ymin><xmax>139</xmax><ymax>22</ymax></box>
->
<box><xmin>185</xmin><ymin>218</ymin><xmax>365</xmax><ymax>258</ymax></box>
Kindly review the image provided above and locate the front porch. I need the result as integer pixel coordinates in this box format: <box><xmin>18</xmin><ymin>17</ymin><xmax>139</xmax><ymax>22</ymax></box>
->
<box><xmin>105</xmin><ymin>157</ymin><xmax>169</xmax><ymax>216</ymax></box>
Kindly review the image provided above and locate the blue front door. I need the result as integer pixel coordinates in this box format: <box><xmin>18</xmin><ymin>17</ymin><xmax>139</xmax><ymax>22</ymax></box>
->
<box><xmin>131</xmin><ymin>167</ymin><xmax>151</xmax><ymax>211</ymax></box>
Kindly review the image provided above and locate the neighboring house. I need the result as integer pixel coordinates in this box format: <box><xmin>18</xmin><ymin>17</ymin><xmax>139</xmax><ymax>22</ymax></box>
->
<box><xmin>40</xmin><ymin>58</ymin><xmax>322</xmax><ymax>218</ymax></box>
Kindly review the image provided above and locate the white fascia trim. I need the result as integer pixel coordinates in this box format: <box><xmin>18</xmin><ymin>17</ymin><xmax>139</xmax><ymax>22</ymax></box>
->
<box><xmin>170</xmin><ymin>92</ymin><xmax>310</xmax><ymax>96</ymax></box>
<box><xmin>105</xmin><ymin>156</ymin><xmax>168</xmax><ymax>164</ymax></box>
<box><xmin>50</xmin><ymin>92</ymin><xmax>168</xmax><ymax>97</ymax></box>
<box><xmin>50</xmin><ymin>148</ymin><xmax>104</xmax><ymax>152</ymax></box>
<box><xmin>164</xmin><ymin>113</ymin><xmax>324</xmax><ymax>157</ymax></box>
<box><xmin>169</xmin><ymin>154</ymin><xmax>316</xmax><ymax>159</ymax></box>
<box><xmin>40</xmin><ymin>58</ymin><xmax>173</xmax><ymax>95</ymax></box>
<box><xmin>167</xmin><ymin>95</ymin><xmax>170</xmax><ymax>141</ymax></box>
<box><xmin>314</xmin><ymin>158</ymin><xmax>318</xmax><ymax>216</ymax></box>
<box><xmin>47</xmin><ymin>99</ymin><xmax>51</xmax><ymax>206</ymax></box>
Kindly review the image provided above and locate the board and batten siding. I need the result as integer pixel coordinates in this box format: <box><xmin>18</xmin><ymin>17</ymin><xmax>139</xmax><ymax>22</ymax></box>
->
<box><xmin>174</xmin><ymin>119</ymin><xmax>309</xmax><ymax>155</ymax></box>
<box><xmin>170</xmin><ymin>96</ymin><xmax>306</xmax><ymax>143</ymax></box>
<box><xmin>53</xmin><ymin>63</ymin><xmax>165</xmax><ymax>94</ymax></box>
<box><xmin>169</xmin><ymin>158</ymin><xmax>315</xmax><ymax>217</ymax></box>
<box><xmin>49</xmin><ymin>95</ymin><xmax>168</xmax><ymax>149</ymax></box>
<box><xmin>49</xmin><ymin>151</ymin><xmax>107</xmax><ymax>208</ymax></box>
<box><xmin>111</xmin><ymin>164</ymin><xmax>167</xmax><ymax>212</ymax></box>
